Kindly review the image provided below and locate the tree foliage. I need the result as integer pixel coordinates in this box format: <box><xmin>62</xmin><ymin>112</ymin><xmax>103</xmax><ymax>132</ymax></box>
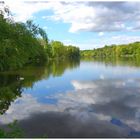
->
<box><xmin>0</xmin><ymin>5</ymin><xmax>48</xmax><ymax>71</ymax></box>
<box><xmin>50</xmin><ymin>41</ymin><xmax>80</xmax><ymax>59</ymax></box>
<box><xmin>0</xmin><ymin>4</ymin><xmax>80</xmax><ymax>71</ymax></box>
<box><xmin>0</xmin><ymin>120</ymin><xmax>24</xmax><ymax>138</ymax></box>
<box><xmin>80</xmin><ymin>42</ymin><xmax>140</xmax><ymax>58</ymax></box>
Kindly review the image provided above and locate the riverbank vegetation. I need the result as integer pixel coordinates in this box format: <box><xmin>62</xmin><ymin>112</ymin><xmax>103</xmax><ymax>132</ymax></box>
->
<box><xmin>0</xmin><ymin>121</ymin><xmax>24</xmax><ymax>138</ymax></box>
<box><xmin>80</xmin><ymin>42</ymin><xmax>140</xmax><ymax>58</ymax></box>
<box><xmin>0</xmin><ymin>4</ymin><xmax>80</xmax><ymax>71</ymax></box>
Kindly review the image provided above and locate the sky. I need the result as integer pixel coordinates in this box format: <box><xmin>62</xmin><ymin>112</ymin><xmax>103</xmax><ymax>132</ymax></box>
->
<box><xmin>2</xmin><ymin>0</ymin><xmax>140</xmax><ymax>50</ymax></box>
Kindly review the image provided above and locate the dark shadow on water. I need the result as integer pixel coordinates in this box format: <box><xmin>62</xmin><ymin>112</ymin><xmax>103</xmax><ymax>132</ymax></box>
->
<box><xmin>17</xmin><ymin>111</ymin><xmax>128</xmax><ymax>138</ymax></box>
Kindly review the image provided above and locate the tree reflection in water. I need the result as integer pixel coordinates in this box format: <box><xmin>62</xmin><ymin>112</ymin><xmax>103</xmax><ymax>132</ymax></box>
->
<box><xmin>0</xmin><ymin>75</ymin><xmax>22</xmax><ymax>114</ymax></box>
<box><xmin>0</xmin><ymin>58</ymin><xmax>80</xmax><ymax>114</ymax></box>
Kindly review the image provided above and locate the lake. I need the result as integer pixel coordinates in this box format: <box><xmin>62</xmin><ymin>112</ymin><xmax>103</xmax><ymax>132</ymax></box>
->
<box><xmin>0</xmin><ymin>58</ymin><xmax>140</xmax><ymax>138</ymax></box>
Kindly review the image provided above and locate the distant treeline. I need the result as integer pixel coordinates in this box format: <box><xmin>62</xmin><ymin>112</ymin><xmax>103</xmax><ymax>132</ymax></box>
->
<box><xmin>0</xmin><ymin>5</ymin><xmax>79</xmax><ymax>71</ymax></box>
<box><xmin>80</xmin><ymin>42</ymin><xmax>140</xmax><ymax>58</ymax></box>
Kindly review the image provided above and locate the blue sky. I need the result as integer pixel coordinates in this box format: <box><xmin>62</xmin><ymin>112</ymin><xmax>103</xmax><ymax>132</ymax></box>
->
<box><xmin>3</xmin><ymin>0</ymin><xmax>140</xmax><ymax>50</ymax></box>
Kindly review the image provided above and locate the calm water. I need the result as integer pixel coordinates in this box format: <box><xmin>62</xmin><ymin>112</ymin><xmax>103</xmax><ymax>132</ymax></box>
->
<box><xmin>0</xmin><ymin>58</ymin><xmax>140</xmax><ymax>138</ymax></box>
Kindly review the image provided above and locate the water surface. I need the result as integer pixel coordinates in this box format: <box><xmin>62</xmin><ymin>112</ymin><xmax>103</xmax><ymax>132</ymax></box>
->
<box><xmin>0</xmin><ymin>58</ymin><xmax>140</xmax><ymax>138</ymax></box>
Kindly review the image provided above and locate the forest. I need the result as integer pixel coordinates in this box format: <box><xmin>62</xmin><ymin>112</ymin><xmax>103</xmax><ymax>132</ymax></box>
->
<box><xmin>81</xmin><ymin>42</ymin><xmax>140</xmax><ymax>58</ymax></box>
<box><xmin>1</xmin><ymin>2</ymin><xmax>140</xmax><ymax>72</ymax></box>
<box><xmin>0</xmin><ymin>5</ymin><xmax>80</xmax><ymax>71</ymax></box>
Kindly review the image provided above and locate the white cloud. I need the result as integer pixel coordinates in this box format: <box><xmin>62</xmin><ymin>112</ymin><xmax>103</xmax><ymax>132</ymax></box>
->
<box><xmin>98</xmin><ymin>32</ymin><xmax>104</xmax><ymax>36</ymax></box>
<box><xmin>2</xmin><ymin>1</ymin><xmax>140</xmax><ymax>33</ymax></box>
<box><xmin>4</xmin><ymin>0</ymin><xmax>58</xmax><ymax>22</ymax></box>
<box><xmin>44</xmin><ymin>2</ymin><xmax>140</xmax><ymax>33</ymax></box>
<box><xmin>43</xmin><ymin>26</ymin><xmax>48</xmax><ymax>30</ymax></box>
<box><xmin>111</xmin><ymin>35</ymin><xmax>140</xmax><ymax>44</ymax></box>
<box><xmin>2</xmin><ymin>1</ymin><xmax>140</xmax><ymax>49</ymax></box>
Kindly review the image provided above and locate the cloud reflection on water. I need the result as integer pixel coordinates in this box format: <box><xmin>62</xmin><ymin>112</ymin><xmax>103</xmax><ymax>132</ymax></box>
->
<box><xmin>0</xmin><ymin>78</ymin><xmax>140</xmax><ymax>137</ymax></box>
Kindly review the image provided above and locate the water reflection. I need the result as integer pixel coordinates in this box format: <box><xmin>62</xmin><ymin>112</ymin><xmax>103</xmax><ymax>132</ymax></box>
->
<box><xmin>0</xmin><ymin>59</ymin><xmax>80</xmax><ymax>115</ymax></box>
<box><xmin>0</xmin><ymin>74</ymin><xmax>22</xmax><ymax>115</ymax></box>
<box><xmin>0</xmin><ymin>58</ymin><xmax>140</xmax><ymax>137</ymax></box>
<box><xmin>0</xmin><ymin>78</ymin><xmax>140</xmax><ymax>137</ymax></box>
<box><xmin>81</xmin><ymin>57</ymin><xmax>140</xmax><ymax>67</ymax></box>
